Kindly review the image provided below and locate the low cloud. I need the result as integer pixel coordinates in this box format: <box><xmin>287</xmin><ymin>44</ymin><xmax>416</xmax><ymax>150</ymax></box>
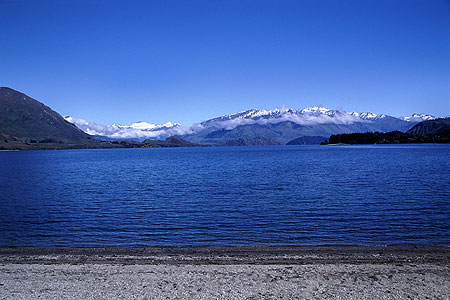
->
<box><xmin>201</xmin><ymin>110</ymin><xmax>365</xmax><ymax>131</ymax></box>
<box><xmin>65</xmin><ymin>109</ymin><xmax>368</xmax><ymax>140</ymax></box>
<box><xmin>65</xmin><ymin>116</ymin><xmax>200</xmax><ymax>140</ymax></box>
<box><xmin>65</xmin><ymin>116</ymin><xmax>113</xmax><ymax>136</ymax></box>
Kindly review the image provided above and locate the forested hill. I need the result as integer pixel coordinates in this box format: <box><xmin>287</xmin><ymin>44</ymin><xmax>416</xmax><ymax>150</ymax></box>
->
<box><xmin>407</xmin><ymin>118</ymin><xmax>450</xmax><ymax>135</ymax></box>
<box><xmin>323</xmin><ymin>127</ymin><xmax>449</xmax><ymax>145</ymax></box>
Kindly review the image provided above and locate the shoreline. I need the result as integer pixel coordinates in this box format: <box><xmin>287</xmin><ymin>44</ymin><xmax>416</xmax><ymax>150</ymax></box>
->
<box><xmin>1</xmin><ymin>245</ymin><xmax>449</xmax><ymax>265</ymax></box>
<box><xmin>1</xmin><ymin>246</ymin><xmax>449</xmax><ymax>299</ymax></box>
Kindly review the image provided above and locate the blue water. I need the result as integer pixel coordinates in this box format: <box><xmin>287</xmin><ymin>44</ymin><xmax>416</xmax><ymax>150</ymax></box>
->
<box><xmin>0</xmin><ymin>145</ymin><xmax>449</xmax><ymax>247</ymax></box>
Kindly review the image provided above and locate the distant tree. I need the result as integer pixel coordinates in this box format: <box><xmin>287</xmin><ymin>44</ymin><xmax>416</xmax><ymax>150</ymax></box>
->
<box><xmin>323</xmin><ymin>130</ymin><xmax>449</xmax><ymax>145</ymax></box>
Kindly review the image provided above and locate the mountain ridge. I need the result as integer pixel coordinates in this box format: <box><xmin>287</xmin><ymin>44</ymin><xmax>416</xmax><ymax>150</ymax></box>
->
<box><xmin>179</xmin><ymin>107</ymin><xmax>436</xmax><ymax>145</ymax></box>
<box><xmin>1</xmin><ymin>86</ymin><xmax>446</xmax><ymax>148</ymax></box>
<box><xmin>407</xmin><ymin>118</ymin><xmax>450</xmax><ymax>135</ymax></box>
<box><xmin>0</xmin><ymin>88</ymin><xmax>198</xmax><ymax>150</ymax></box>
<box><xmin>0</xmin><ymin>87</ymin><xmax>89</xmax><ymax>143</ymax></box>
<box><xmin>65</xmin><ymin>106</ymin><xmax>437</xmax><ymax>143</ymax></box>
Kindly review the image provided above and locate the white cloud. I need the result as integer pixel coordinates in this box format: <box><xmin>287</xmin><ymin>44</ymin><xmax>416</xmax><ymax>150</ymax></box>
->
<box><xmin>199</xmin><ymin>109</ymin><xmax>366</xmax><ymax>131</ymax></box>
<box><xmin>65</xmin><ymin>107</ymin><xmax>371</xmax><ymax>139</ymax></box>
<box><xmin>65</xmin><ymin>116</ymin><xmax>203</xmax><ymax>139</ymax></box>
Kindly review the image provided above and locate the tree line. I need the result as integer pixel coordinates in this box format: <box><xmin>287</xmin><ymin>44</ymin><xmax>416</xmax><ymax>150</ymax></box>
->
<box><xmin>322</xmin><ymin>131</ymin><xmax>450</xmax><ymax>144</ymax></box>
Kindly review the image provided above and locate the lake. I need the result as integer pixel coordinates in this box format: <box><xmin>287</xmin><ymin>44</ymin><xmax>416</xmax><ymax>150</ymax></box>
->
<box><xmin>0</xmin><ymin>145</ymin><xmax>449</xmax><ymax>247</ymax></box>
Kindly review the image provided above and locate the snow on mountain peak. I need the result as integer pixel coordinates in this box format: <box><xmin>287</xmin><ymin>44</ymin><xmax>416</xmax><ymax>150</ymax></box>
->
<box><xmin>65</xmin><ymin>106</ymin><xmax>439</xmax><ymax>141</ymax></box>
<box><xmin>211</xmin><ymin>107</ymin><xmax>300</xmax><ymax>122</ymax></box>
<box><xmin>359</xmin><ymin>112</ymin><xmax>378</xmax><ymax>119</ymax></box>
<box><xmin>64</xmin><ymin>116</ymin><xmax>183</xmax><ymax>139</ymax></box>
<box><xmin>300</xmin><ymin>106</ymin><xmax>331</xmax><ymax>114</ymax></box>
<box><xmin>243</xmin><ymin>109</ymin><xmax>271</xmax><ymax>118</ymax></box>
<box><xmin>401</xmin><ymin>113</ymin><xmax>435</xmax><ymax>122</ymax></box>
<box><xmin>129</xmin><ymin>121</ymin><xmax>158</xmax><ymax>130</ymax></box>
<box><xmin>127</xmin><ymin>121</ymin><xmax>180</xmax><ymax>130</ymax></box>
<box><xmin>210</xmin><ymin>106</ymin><xmax>395</xmax><ymax>125</ymax></box>
<box><xmin>215</xmin><ymin>109</ymin><xmax>258</xmax><ymax>120</ymax></box>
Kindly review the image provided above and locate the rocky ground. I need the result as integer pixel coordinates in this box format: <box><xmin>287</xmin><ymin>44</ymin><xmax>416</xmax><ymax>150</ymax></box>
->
<box><xmin>0</xmin><ymin>246</ymin><xmax>449</xmax><ymax>300</ymax></box>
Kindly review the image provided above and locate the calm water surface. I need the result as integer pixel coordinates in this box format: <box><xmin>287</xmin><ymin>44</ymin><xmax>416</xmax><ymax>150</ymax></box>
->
<box><xmin>0</xmin><ymin>145</ymin><xmax>449</xmax><ymax>247</ymax></box>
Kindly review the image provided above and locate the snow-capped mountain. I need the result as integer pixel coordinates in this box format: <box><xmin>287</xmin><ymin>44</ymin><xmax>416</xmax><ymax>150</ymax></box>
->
<box><xmin>205</xmin><ymin>106</ymin><xmax>366</xmax><ymax>124</ymax></box>
<box><xmin>202</xmin><ymin>106</ymin><xmax>433</xmax><ymax>124</ymax></box>
<box><xmin>300</xmin><ymin>106</ymin><xmax>332</xmax><ymax>115</ymax></box>
<box><xmin>65</xmin><ymin>106</ymin><xmax>439</xmax><ymax>143</ymax></box>
<box><xmin>64</xmin><ymin>116</ymin><xmax>182</xmax><ymax>140</ymax></box>
<box><xmin>112</xmin><ymin>121</ymin><xmax>180</xmax><ymax>131</ymax></box>
<box><xmin>201</xmin><ymin>106</ymin><xmax>431</xmax><ymax>127</ymax></box>
<box><xmin>400</xmin><ymin>113</ymin><xmax>435</xmax><ymax>122</ymax></box>
<box><xmin>349</xmin><ymin>111</ymin><xmax>387</xmax><ymax>120</ymax></box>
<box><xmin>205</xmin><ymin>108</ymin><xmax>298</xmax><ymax>123</ymax></box>
<box><xmin>183</xmin><ymin>107</ymin><xmax>437</xmax><ymax>144</ymax></box>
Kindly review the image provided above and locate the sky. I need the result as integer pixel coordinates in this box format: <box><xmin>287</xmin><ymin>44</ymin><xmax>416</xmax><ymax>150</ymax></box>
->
<box><xmin>1</xmin><ymin>0</ymin><xmax>449</xmax><ymax>126</ymax></box>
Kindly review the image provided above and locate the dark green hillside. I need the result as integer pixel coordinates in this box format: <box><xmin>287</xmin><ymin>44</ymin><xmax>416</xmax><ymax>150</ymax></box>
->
<box><xmin>0</xmin><ymin>87</ymin><xmax>89</xmax><ymax>143</ymax></box>
<box><xmin>141</xmin><ymin>136</ymin><xmax>200</xmax><ymax>147</ymax></box>
<box><xmin>286</xmin><ymin>136</ymin><xmax>327</xmax><ymax>145</ymax></box>
<box><xmin>407</xmin><ymin>118</ymin><xmax>450</xmax><ymax>135</ymax></box>
<box><xmin>0</xmin><ymin>88</ymin><xmax>201</xmax><ymax>150</ymax></box>
<box><xmin>220</xmin><ymin>136</ymin><xmax>281</xmax><ymax>146</ymax></box>
<box><xmin>324</xmin><ymin>127</ymin><xmax>450</xmax><ymax>145</ymax></box>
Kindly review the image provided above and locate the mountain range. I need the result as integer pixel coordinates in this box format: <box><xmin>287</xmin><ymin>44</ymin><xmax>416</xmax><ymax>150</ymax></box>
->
<box><xmin>0</xmin><ymin>87</ymin><xmax>196</xmax><ymax>150</ymax></box>
<box><xmin>1</xmin><ymin>87</ymin><xmax>446</xmax><ymax>148</ymax></box>
<box><xmin>65</xmin><ymin>106</ymin><xmax>436</xmax><ymax>145</ymax></box>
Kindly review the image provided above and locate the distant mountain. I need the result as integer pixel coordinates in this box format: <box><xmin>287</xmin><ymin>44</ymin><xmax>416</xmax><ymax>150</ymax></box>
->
<box><xmin>0</xmin><ymin>87</ymin><xmax>89</xmax><ymax>143</ymax></box>
<box><xmin>0</xmin><ymin>88</ymin><xmax>202</xmax><ymax>150</ymax></box>
<box><xmin>105</xmin><ymin>136</ymin><xmax>201</xmax><ymax>148</ymax></box>
<box><xmin>202</xmin><ymin>106</ymin><xmax>435</xmax><ymax>124</ymax></box>
<box><xmin>180</xmin><ymin>107</ymin><xmax>436</xmax><ymax>145</ymax></box>
<box><xmin>3</xmin><ymin>87</ymin><xmax>444</xmax><ymax>149</ymax></box>
<box><xmin>219</xmin><ymin>136</ymin><xmax>281</xmax><ymax>146</ymax></box>
<box><xmin>401</xmin><ymin>113</ymin><xmax>436</xmax><ymax>122</ymax></box>
<box><xmin>142</xmin><ymin>136</ymin><xmax>200</xmax><ymax>147</ymax></box>
<box><xmin>286</xmin><ymin>136</ymin><xmax>328</xmax><ymax>145</ymax></box>
<box><xmin>407</xmin><ymin>118</ymin><xmax>450</xmax><ymax>135</ymax></box>
<box><xmin>64</xmin><ymin>116</ymin><xmax>181</xmax><ymax>140</ymax></box>
<box><xmin>323</xmin><ymin>118</ymin><xmax>450</xmax><ymax>144</ymax></box>
<box><xmin>65</xmin><ymin>105</ymin><xmax>441</xmax><ymax>146</ymax></box>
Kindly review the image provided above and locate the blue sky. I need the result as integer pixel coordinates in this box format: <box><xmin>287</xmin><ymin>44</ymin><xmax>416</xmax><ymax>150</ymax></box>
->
<box><xmin>1</xmin><ymin>0</ymin><xmax>449</xmax><ymax>125</ymax></box>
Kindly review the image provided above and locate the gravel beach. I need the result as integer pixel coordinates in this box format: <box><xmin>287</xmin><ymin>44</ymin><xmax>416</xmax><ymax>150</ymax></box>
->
<box><xmin>0</xmin><ymin>246</ymin><xmax>449</xmax><ymax>300</ymax></box>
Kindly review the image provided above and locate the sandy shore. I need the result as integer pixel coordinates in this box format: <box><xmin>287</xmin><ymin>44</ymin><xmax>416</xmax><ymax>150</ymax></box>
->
<box><xmin>0</xmin><ymin>246</ymin><xmax>449</xmax><ymax>299</ymax></box>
